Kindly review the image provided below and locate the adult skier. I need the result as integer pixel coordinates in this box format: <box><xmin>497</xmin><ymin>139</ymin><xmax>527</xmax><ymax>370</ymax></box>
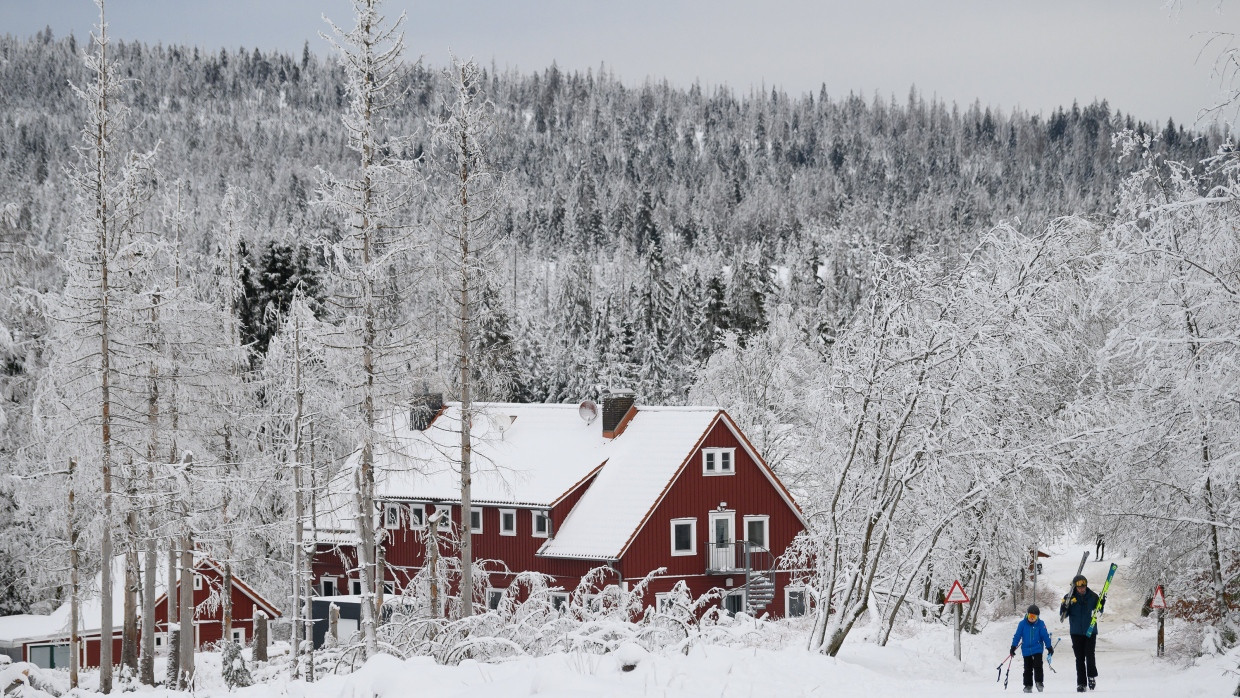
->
<box><xmin>1009</xmin><ymin>604</ymin><xmax>1054</xmax><ymax>693</ymax></box>
<box><xmin>1060</xmin><ymin>574</ymin><xmax>1103</xmax><ymax>692</ymax></box>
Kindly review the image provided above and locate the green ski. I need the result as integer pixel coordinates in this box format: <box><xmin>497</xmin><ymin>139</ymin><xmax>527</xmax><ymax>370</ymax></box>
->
<box><xmin>1085</xmin><ymin>563</ymin><xmax>1118</xmax><ymax>638</ymax></box>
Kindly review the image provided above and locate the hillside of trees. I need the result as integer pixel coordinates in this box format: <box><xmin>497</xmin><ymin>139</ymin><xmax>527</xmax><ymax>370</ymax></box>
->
<box><xmin>0</xmin><ymin>25</ymin><xmax>1234</xmax><ymax>660</ymax></box>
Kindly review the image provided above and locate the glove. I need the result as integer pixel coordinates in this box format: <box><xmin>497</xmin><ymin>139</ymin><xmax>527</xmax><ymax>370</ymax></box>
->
<box><xmin>1048</xmin><ymin>648</ymin><xmax>1054</xmax><ymax>657</ymax></box>
<box><xmin>1010</xmin><ymin>646</ymin><xmax>1017</xmax><ymax>656</ymax></box>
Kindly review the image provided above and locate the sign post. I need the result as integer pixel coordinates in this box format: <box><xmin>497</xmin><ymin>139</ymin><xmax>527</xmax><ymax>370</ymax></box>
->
<box><xmin>945</xmin><ymin>579</ymin><xmax>971</xmax><ymax>661</ymax></box>
<box><xmin>1151</xmin><ymin>585</ymin><xmax>1167</xmax><ymax>657</ymax></box>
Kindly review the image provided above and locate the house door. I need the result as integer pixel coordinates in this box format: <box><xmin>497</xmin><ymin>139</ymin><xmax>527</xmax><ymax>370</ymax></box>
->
<box><xmin>708</xmin><ymin>511</ymin><xmax>735</xmax><ymax>570</ymax></box>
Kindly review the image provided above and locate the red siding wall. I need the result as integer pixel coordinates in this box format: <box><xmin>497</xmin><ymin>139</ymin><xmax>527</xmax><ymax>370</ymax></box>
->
<box><xmin>618</xmin><ymin>418</ymin><xmax>805</xmax><ymax>616</ymax></box>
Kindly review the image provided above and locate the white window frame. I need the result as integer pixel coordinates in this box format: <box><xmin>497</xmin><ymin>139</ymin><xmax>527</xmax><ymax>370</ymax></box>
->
<box><xmin>670</xmin><ymin>517</ymin><xmax>697</xmax><ymax>556</ymax></box>
<box><xmin>350</xmin><ymin>578</ymin><xmax>363</xmax><ymax>596</ymax></box>
<box><xmin>470</xmin><ymin>507</ymin><xmax>484</xmax><ymax>533</ymax></box>
<box><xmin>550</xmin><ymin>592</ymin><xmax>569</xmax><ymax>611</ymax></box>
<box><xmin>743</xmin><ymin>515</ymin><xmax>770</xmax><ymax>551</ymax></box>
<box><xmin>531</xmin><ymin>510</ymin><xmax>551</xmax><ymax>538</ymax></box>
<box><xmin>383</xmin><ymin>502</ymin><xmax>401</xmax><ymax>529</ymax></box>
<box><xmin>321</xmin><ymin>578</ymin><xmax>336</xmax><ymax>597</ymax></box>
<box><xmin>231</xmin><ymin>627</ymin><xmax>246</xmax><ymax>645</ymax></box>
<box><xmin>654</xmin><ymin>592</ymin><xmax>672</xmax><ymax>613</ymax></box>
<box><xmin>702</xmin><ymin>447</ymin><xmax>735</xmax><ymax>476</ymax></box>
<box><xmin>785</xmin><ymin>586</ymin><xmax>808</xmax><ymax>618</ymax></box>
<box><xmin>499</xmin><ymin>508</ymin><xmax>517</xmax><ymax>536</ymax></box>
<box><xmin>486</xmin><ymin>588</ymin><xmax>504</xmax><ymax>611</ymax></box>
<box><xmin>154</xmin><ymin>632</ymin><xmax>166</xmax><ymax>649</ymax></box>
<box><xmin>408</xmin><ymin>503</ymin><xmax>426</xmax><ymax>529</ymax></box>
<box><xmin>193</xmin><ymin>574</ymin><xmax>203</xmax><ymax>591</ymax></box>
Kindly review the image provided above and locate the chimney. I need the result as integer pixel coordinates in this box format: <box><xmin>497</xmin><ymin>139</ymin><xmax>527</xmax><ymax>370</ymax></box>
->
<box><xmin>602</xmin><ymin>389</ymin><xmax>635</xmax><ymax>438</ymax></box>
<box><xmin>409</xmin><ymin>393</ymin><xmax>444</xmax><ymax>430</ymax></box>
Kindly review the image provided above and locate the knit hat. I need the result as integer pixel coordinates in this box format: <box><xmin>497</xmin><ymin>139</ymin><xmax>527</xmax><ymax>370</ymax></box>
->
<box><xmin>1072</xmin><ymin>574</ymin><xmax>1087</xmax><ymax>585</ymax></box>
<box><xmin>1026</xmin><ymin>604</ymin><xmax>1040</xmax><ymax>616</ymax></box>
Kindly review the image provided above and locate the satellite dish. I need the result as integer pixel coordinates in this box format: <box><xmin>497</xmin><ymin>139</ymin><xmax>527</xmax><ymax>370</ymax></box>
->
<box><xmin>578</xmin><ymin>400</ymin><xmax>598</xmax><ymax>424</ymax></box>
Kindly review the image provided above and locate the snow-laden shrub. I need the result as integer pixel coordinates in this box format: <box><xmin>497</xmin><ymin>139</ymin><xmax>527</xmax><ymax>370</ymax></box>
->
<box><xmin>377</xmin><ymin>566</ymin><xmax>763</xmax><ymax>665</ymax></box>
<box><xmin>219</xmin><ymin>640</ymin><xmax>253</xmax><ymax>689</ymax></box>
<box><xmin>0</xmin><ymin>662</ymin><xmax>65</xmax><ymax>697</ymax></box>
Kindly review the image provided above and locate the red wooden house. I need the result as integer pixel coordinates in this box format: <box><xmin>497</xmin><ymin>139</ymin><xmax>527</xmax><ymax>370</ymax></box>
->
<box><xmin>0</xmin><ymin>554</ymin><xmax>280</xmax><ymax>669</ymax></box>
<box><xmin>311</xmin><ymin>391</ymin><xmax>809</xmax><ymax>623</ymax></box>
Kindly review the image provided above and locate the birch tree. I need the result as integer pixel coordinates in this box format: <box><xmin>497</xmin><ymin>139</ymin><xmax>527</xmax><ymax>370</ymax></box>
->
<box><xmin>426</xmin><ymin>57</ymin><xmax>506</xmax><ymax>617</ymax></box>
<box><xmin>319</xmin><ymin>0</ymin><xmax>419</xmax><ymax>657</ymax></box>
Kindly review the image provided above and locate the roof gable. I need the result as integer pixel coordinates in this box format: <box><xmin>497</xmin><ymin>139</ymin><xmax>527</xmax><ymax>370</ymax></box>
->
<box><xmin>610</xmin><ymin>411</ymin><xmax>807</xmax><ymax>561</ymax></box>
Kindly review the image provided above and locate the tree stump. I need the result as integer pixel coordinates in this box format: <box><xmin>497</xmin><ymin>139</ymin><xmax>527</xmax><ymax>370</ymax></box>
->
<box><xmin>166</xmin><ymin>625</ymin><xmax>180</xmax><ymax>688</ymax></box>
<box><xmin>254</xmin><ymin>610</ymin><xmax>268</xmax><ymax>662</ymax></box>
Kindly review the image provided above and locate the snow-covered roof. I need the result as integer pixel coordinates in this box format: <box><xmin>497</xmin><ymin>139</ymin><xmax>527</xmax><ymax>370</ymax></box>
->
<box><xmin>0</xmin><ymin>556</ymin><xmax>127</xmax><ymax>645</ymax></box>
<box><xmin>314</xmin><ymin>402</ymin><xmax>723</xmax><ymax>561</ymax></box>
<box><xmin>537</xmin><ymin>407</ymin><xmax>718</xmax><ymax>560</ymax></box>
<box><xmin>0</xmin><ymin>552</ymin><xmax>279</xmax><ymax>645</ymax></box>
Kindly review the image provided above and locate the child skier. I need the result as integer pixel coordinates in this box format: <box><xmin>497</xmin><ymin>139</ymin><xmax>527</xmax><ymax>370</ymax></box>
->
<box><xmin>1010</xmin><ymin>604</ymin><xmax>1054</xmax><ymax>693</ymax></box>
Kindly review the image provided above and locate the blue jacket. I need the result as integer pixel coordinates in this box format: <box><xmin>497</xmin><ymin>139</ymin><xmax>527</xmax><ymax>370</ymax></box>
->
<box><xmin>1061</xmin><ymin>587</ymin><xmax>1101</xmax><ymax>636</ymax></box>
<box><xmin>1011</xmin><ymin>617</ymin><xmax>1053</xmax><ymax>657</ymax></box>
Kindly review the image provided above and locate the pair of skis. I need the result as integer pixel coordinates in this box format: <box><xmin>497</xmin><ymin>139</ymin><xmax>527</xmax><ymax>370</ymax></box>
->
<box><xmin>1085</xmin><ymin>563</ymin><xmax>1118</xmax><ymax>637</ymax></box>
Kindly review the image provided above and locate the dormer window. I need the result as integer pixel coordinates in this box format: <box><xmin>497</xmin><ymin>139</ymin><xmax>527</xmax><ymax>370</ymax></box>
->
<box><xmin>702</xmin><ymin>448</ymin><xmax>735</xmax><ymax>476</ymax></box>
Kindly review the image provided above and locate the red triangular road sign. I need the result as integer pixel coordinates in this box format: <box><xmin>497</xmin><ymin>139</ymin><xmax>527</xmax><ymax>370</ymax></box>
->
<box><xmin>944</xmin><ymin>579</ymin><xmax>970</xmax><ymax>604</ymax></box>
<box><xmin>1151</xmin><ymin>585</ymin><xmax>1166</xmax><ymax>609</ymax></box>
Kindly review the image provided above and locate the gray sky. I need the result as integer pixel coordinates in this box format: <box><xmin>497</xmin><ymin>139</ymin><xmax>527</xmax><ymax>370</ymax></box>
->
<box><xmin>2</xmin><ymin>0</ymin><xmax>1235</xmax><ymax>128</ymax></box>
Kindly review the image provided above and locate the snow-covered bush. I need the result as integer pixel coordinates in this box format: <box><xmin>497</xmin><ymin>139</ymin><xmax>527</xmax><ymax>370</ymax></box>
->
<box><xmin>378</xmin><ymin>566</ymin><xmax>760</xmax><ymax>665</ymax></box>
<box><xmin>219</xmin><ymin>639</ymin><xmax>253</xmax><ymax>689</ymax></box>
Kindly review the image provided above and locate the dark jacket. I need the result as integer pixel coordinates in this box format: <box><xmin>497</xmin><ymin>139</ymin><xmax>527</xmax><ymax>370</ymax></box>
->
<box><xmin>1061</xmin><ymin>586</ymin><xmax>1101</xmax><ymax>635</ymax></box>
<box><xmin>1011</xmin><ymin>617</ymin><xmax>1053</xmax><ymax>657</ymax></box>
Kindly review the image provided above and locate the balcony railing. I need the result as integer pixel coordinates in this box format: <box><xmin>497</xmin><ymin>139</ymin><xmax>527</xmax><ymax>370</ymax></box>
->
<box><xmin>705</xmin><ymin>539</ymin><xmax>772</xmax><ymax>574</ymax></box>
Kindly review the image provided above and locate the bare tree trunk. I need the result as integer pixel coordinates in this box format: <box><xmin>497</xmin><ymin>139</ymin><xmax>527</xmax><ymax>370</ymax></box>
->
<box><xmin>222</xmin><ymin>429</ymin><xmax>235</xmax><ymax>644</ymax></box>
<box><xmin>122</xmin><ymin>483</ymin><xmax>139</xmax><ymax>676</ymax></box>
<box><xmin>456</xmin><ymin>67</ymin><xmax>475</xmax><ymax>620</ymax></box>
<box><xmin>68</xmin><ymin>458</ymin><xmax>80</xmax><ymax>690</ymax></box>
<box><xmin>140</xmin><ymin>299</ymin><xmax>159</xmax><ymax>685</ymax></box>
<box><xmin>304</xmin><ymin>421</ymin><xmax>318</xmax><ymax>682</ymax></box>
<box><xmin>291</xmin><ymin>322</ymin><xmax>304</xmax><ymax>676</ymax></box>
<box><xmin>178</xmin><ymin>533</ymin><xmax>194</xmax><ymax>689</ymax></box>
<box><xmin>96</xmin><ymin>2</ymin><xmax>116</xmax><ymax>683</ymax></box>
<box><xmin>428</xmin><ymin>512</ymin><xmax>441</xmax><ymax>620</ymax></box>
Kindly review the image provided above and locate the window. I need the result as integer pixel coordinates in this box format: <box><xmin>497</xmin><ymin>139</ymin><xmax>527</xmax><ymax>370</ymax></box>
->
<box><xmin>702</xmin><ymin>448</ymin><xmax>735</xmax><ymax>476</ymax></box>
<box><xmin>383</xmin><ymin>503</ymin><xmax>401</xmax><ymax>529</ymax></box>
<box><xmin>193</xmin><ymin>574</ymin><xmax>203</xmax><ymax>591</ymax></box>
<box><xmin>655</xmin><ymin>593</ymin><xmax>672</xmax><ymax>613</ymax></box>
<box><xmin>231</xmin><ymin>627</ymin><xmax>246</xmax><ymax>646</ymax></box>
<box><xmin>550</xmin><ymin>592</ymin><xmax>569</xmax><ymax>611</ymax></box>
<box><xmin>743</xmin><ymin>515</ymin><xmax>769</xmax><ymax>551</ymax></box>
<box><xmin>321</xmin><ymin>578</ymin><xmax>336</xmax><ymax>597</ymax></box>
<box><xmin>723</xmin><ymin>590</ymin><xmax>745</xmax><ymax>617</ymax></box>
<box><xmin>670</xmin><ymin>518</ymin><xmax>697</xmax><ymax>556</ymax></box>
<box><xmin>154</xmin><ymin>633</ymin><xmax>166</xmax><ymax>648</ymax></box>
<box><xmin>786</xmin><ymin>587</ymin><xmax>807</xmax><ymax>618</ymax></box>
<box><xmin>409</xmin><ymin>504</ymin><xmax>425</xmax><ymax>528</ymax></box>
<box><xmin>28</xmin><ymin>644</ymin><xmax>70</xmax><ymax>670</ymax></box>
<box><xmin>350</xmin><ymin>578</ymin><xmax>363</xmax><ymax>596</ymax></box>
<box><xmin>486</xmin><ymin>588</ymin><xmax>504</xmax><ymax>611</ymax></box>
<box><xmin>383</xmin><ymin>581</ymin><xmax>395</xmax><ymax>595</ymax></box>
<box><xmin>532</xmin><ymin>510</ymin><xmax>551</xmax><ymax>538</ymax></box>
<box><xmin>470</xmin><ymin>507</ymin><xmax>484</xmax><ymax>533</ymax></box>
<box><xmin>500</xmin><ymin>509</ymin><xmax>517</xmax><ymax>536</ymax></box>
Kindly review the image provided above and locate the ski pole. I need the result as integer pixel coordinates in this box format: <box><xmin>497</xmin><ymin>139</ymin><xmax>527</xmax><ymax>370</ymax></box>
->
<box><xmin>995</xmin><ymin>654</ymin><xmax>1013</xmax><ymax>682</ymax></box>
<box><xmin>1004</xmin><ymin>654</ymin><xmax>1013</xmax><ymax>690</ymax></box>
<box><xmin>1046</xmin><ymin>638</ymin><xmax>1061</xmax><ymax>673</ymax></box>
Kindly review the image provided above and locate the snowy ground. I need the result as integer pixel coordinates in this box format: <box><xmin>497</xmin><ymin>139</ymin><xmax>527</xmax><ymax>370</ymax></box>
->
<box><xmin>5</xmin><ymin>544</ymin><xmax>1236</xmax><ymax>697</ymax></box>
